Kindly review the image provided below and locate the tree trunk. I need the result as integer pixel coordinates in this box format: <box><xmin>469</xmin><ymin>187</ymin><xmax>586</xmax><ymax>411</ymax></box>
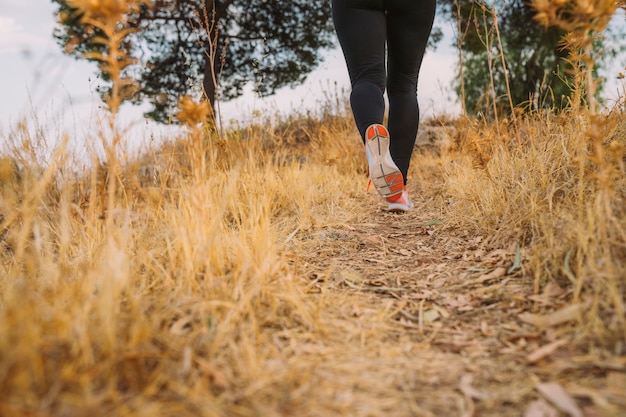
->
<box><xmin>200</xmin><ymin>0</ymin><xmax>234</xmax><ymax>124</ymax></box>
<box><xmin>200</xmin><ymin>0</ymin><xmax>219</xmax><ymax>118</ymax></box>
<box><xmin>203</xmin><ymin>59</ymin><xmax>217</xmax><ymax>111</ymax></box>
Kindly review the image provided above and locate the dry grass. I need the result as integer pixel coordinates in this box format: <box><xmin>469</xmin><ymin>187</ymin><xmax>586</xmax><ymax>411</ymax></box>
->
<box><xmin>447</xmin><ymin>108</ymin><xmax>626</xmax><ymax>344</ymax></box>
<box><xmin>1</xmin><ymin>97</ymin><xmax>625</xmax><ymax>416</ymax></box>
<box><xmin>1</xmin><ymin>0</ymin><xmax>625</xmax><ymax>415</ymax></box>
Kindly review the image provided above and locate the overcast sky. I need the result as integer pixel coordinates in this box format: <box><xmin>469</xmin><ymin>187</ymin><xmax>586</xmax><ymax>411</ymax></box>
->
<box><xmin>0</xmin><ymin>1</ymin><xmax>623</xmax><ymax>146</ymax></box>
<box><xmin>0</xmin><ymin>1</ymin><xmax>462</xmax><ymax>144</ymax></box>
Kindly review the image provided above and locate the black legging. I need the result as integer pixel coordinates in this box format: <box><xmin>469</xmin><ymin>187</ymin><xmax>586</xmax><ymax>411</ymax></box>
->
<box><xmin>332</xmin><ymin>0</ymin><xmax>436</xmax><ymax>184</ymax></box>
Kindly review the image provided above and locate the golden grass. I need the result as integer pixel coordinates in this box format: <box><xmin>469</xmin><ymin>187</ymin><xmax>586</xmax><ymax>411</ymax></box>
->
<box><xmin>0</xmin><ymin>111</ymin><xmax>429</xmax><ymax>416</ymax></box>
<box><xmin>446</xmin><ymin>108</ymin><xmax>626</xmax><ymax>344</ymax></box>
<box><xmin>1</xmin><ymin>99</ymin><xmax>625</xmax><ymax>416</ymax></box>
<box><xmin>1</xmin><ymin>0</ymin><xmax>625</xmax><ymax>414</ymax></box>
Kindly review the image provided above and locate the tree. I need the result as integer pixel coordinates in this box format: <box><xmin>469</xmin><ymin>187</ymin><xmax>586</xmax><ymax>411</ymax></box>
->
<box><xmin>440</xmin><ymin>0</ymin><xmax>575</xmax><ymax>117</ymax></box>
<box><xmin>52</xmin><ymin>0</ymin><xmax>335</xmax><ymax>123</ymax></box>
<box><xmin>438</xmin><ymin>0</ymin><xmax>579</xmax><ymax>117</ymax></box>
<box><xmin>531</xmin><ymin>0</ymin><xmax>623</xmax><ymax>114</ymax></box>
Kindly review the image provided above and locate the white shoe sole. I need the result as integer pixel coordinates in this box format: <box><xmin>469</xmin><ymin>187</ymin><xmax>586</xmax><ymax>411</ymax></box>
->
<box><xmin>365</xmin><ymin>125</ymin><xmax>404</xmax><ymax>200</ymax></box>
<box><xmin>386</xmin><ymin>191</ymin><xmax>414</xmax><ymax>212</ymax></box>
<box><xmin>386</xmin><ymin>201</ymin><xmax>414</xmax><ymax>213</ymax></box>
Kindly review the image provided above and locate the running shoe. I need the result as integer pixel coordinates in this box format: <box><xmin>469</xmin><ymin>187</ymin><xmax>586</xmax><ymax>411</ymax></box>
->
<box><xmin>386</xmin><ymin>190</ymin><xmax>414</xmax><ymax>212</ymax></box>
<box><xmin>364</xmin><ymin>124</ymin><xmax>404</xmax><ymax>201</ymax></box>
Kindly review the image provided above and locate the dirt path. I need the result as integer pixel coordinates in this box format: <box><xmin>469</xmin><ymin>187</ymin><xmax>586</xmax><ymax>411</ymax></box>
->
<box><xmin>291</xmin><ymin>187</ymin><xmax>623</xmax><ymax>416</ymax></box>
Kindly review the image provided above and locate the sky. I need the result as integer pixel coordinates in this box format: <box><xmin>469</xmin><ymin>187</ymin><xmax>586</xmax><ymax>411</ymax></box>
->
<box><xmin>0</xmin><ymin>0</ymin><xmax>461</xmax><ymax>147</ymax></box>
<box><xmin>0</xmin><ymin>1</ymin><xmax>624</xmax><ymax>149</ymax></box>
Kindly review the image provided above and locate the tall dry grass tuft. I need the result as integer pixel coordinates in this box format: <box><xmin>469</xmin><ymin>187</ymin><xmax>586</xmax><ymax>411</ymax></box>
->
<box><xmin>531</xmin><ymin>0</ymin><xmax>619</xmax><ymax>114</ymax></box>
<box><xmin>64</xmin><ymin>0</ymin><xmax>148</xmax><ymax>116</ymax></box>
<box><xmin>444</xmin><ymin>0</ymin><xmax>626</xmax><ymax>350</ymax></box>
<box><xmin>0</xmin><ymin>98</ymin><xmax>369</xmax><ymax>416</ymax></box>
<box><xmin>1</xmin><ymin>30</ymin><xmax>394</xmax><ymax>411</ymax></box>
<box><xmin>63</xmin><ymin>0</ymin><xmax>151</xmax><ymax>227</ymax></box>
<box><xmin>447</xmin><ymin>101</ymin><xmax>626</xmax><ymax>349</ymax></box>
<box><xmin>2</xmin><ymin>0</ymin><xmax>626</xmax><ymax>414</ymax></box>
<box><xmin>5</xmin><ymin>2</ymin><xmax>325</xmax><ymax>414</ymax></box>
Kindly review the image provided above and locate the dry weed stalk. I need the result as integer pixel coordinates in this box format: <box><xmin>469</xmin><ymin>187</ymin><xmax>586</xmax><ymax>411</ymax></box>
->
<box><xmin>477</xmin><ymin>2</ymin><xmax>501</xmax><ymax>130</ymax></box>
<box><xmin>454</xmin><ymin>0</ymin><xmax>470</xmax><ymax>115</ymax></box>
<box><xmin>65</xmin><ymin>0</ymin><xmax>151</xmax><ymax>225</ymax></box>
<box><xmin>192</xmin><ymin>0</ymin><xmax>227</xmax><ymax>137</ymax></box>
<box><xmin>471</xmin><ymin>1</ymin><xmax>518</xmax><ymax>132</ymax></box>
<box><xmin>529</xmin><ymin>0</ymin><xmax>626</xmax><ymax>336</ymax></box>
<box><xmin>531</xmin><ymin>0</ymin><xmax>619</xmax><ymax>113</ymax></box>
<box><xmin>65</xmin><ymin>0</ymin><xmax>148</xmax><ymax>116</ymax></box>
<box><xmin>447</xmin><ymin>106</ymin><xmax>626</xmax><ymax>347</ymax></box>
<box><xmin>176</xmin><ymin>95</ymin><xmax>214</xmax><ymax>180</ymax></box>
<box><xmin>0</xmin><ymin>95</ymin><xmax>391</xmax><ymax>416</ymax></box>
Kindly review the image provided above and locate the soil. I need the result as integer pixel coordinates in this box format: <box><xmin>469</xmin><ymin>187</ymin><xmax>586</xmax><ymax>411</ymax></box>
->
<box><xmin>292</xmin><ymin>184</ymin><xmax>625</xmax><ymax>417</ymax></box>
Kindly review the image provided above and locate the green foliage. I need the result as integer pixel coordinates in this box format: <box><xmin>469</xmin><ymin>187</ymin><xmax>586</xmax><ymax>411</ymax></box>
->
<box><xmin>437</xmin><ymin>0</ymin><xmax>622</xmax><ymax>117</ymax></box>
<box><xmin>52</xmin><ymin>0</ymin><xmax>335</xmax><ymax>123</ymax></box>
<box><xmin>439</xmin><ymin>0</ymin><xmax>571</xmax><ymax>116</ymax></box>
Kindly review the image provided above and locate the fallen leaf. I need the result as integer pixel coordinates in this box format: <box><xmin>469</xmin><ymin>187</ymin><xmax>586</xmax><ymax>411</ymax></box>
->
<box><xmin>475</xmin><ymin>267</ymin><xmax>507</xmax><ymax>283</ymax></box>
<box><xmin>527</xmin><ymin>283</ymin><xmax>567</xmax><ymax>304</ymax></box>
<box><xmin>432</xmin><ymin>304</ymin><xmax>450</xmax><ymax>318</ymax></box>
<box><xmin>423</xmin><ymin>220</ymin><xmax>442</xmax><ymax>226</ymax></box>
<box><xmin>339</xmin><ymin>269</ymin><xmax>366</xmax><ymax>285</ymax></box>
<box><xmin>527</xmin><ymin>339</ymin><xmax>568</xmax><ymax>363</ymax></box>
<box><xmin>536</xmin><ymin>382</ymin><xmax>583</xmax><ymax>417</ymax></box>
<box><xmin>524</xmin><ymin>399</ymin><xmax>559</xmax><ymax>417</ymax></box>
<box><xmin>580</xmin><ymin>406</ymin><xmax>601</xmax><ymax>417</ymax></box>
<box><xmin>484</xmin><ymin>248</ymin><xmax>512</xmax><ymax>261</ymax></box>
<box><xmin>441</xmin><ymin>294</ymin><xmax>474</xmax><ymax>310</ymax></box>
<box><xmin>519</xmin><ymin>302</ymin><xmax>588</xmax><ymax>329</ymax></box>
<box><xmin>566</xmin><ymin>384</ymin><xmax>612</xmax><ymax>409</ymax></box>
<box><xmin>422</xmin><ymin>309</ymin><xmax>440</xmax><ymax>323</ymax></box>
<box><xmin>607</xmin><ymin>371</ymin><xmax>626</xmax><ymax>398</ymax></box>
<box><xmin>508</xmin><ymin>243</ymin><xmax>522</xmax><ymax>274</ymax></box>
<box><xmin>417</xmin><ymin>226</ymin><xmax>432</xmax><ymax>236</ymax></box>
<box><xmin>459</xmin><ymin>374</ymin><xmax>489</xmax><ymax>401</ymax></box>
<box><xmin>480</xmin><ymin>320</ymin><xmax>489</xmax><ymax>336</ymax></box>
<box><xmin>563</xmin><ymin>249</ymin><xmax>576</xmax><ymax>285</ymax></box>
<box><xmin>170</xmin><ymin>316</ymin><xmax>194</xmax><ymax>335</ymax></box>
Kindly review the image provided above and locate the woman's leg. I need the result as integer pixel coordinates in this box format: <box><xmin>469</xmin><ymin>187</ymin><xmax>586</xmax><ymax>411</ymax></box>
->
<box><xmin>386</xmin><ymin>0</ymin><xmax>436</xmax><ymax>184</ymax></box>
<box><xmin>331</xmin><ymin>0</ymin><xmax>386</xmax><ymax>142</ymax></box>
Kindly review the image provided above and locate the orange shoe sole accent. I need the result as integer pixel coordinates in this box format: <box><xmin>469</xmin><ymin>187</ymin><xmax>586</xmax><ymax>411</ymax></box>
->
<box><xmin>365</xmin><ymin>124</ymin><xmax>389</xmax><ymax>141</ymax></box>
<box><xmin>385</xmin><ymin>173</ymin><xmax>404</xmax><ymax>201</ymax></box>
<box><xmin>387</xmin><ymin>174</ymin><xmax>404</xmax><ymax>192</ymax></box>
<box><xmin>365</xmin><ymin>123</ymin><xmax>406</xmax><ymax>201</ymax></box>
<box><xmin>386</xmin><ymin>192</ymin><xmax>403</xmax><ymax>203</ymax></box>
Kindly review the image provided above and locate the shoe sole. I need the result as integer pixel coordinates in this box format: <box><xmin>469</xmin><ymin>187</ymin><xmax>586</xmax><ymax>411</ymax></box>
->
<box><xmin>365</xmin><ymin>124</ymin><xmax>404</xmax><ymax>200</ymax></box>
<box><xmin>386</xmin><ymin>191</ymin><xmax>414</xmax><ymax>213</ymax></box>
<box><xmin>386</xmin><ymin>202</ymin><xmax>413</xmax><ymax>213</ymax></box>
